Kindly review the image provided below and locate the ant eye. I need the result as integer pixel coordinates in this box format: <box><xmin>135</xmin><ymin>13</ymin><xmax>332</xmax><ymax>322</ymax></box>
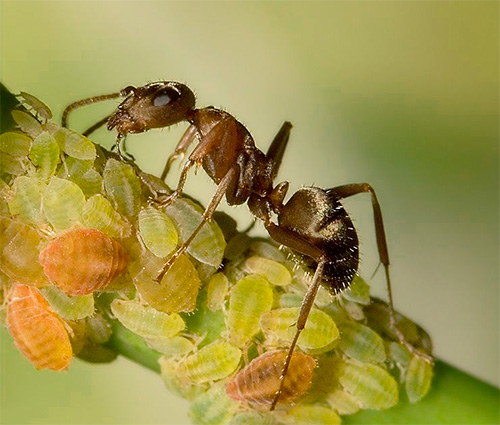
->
<box><xmin>153</xmin><ymin>87</ymin><xmax>181</xmax><ymax>107</ymax></box>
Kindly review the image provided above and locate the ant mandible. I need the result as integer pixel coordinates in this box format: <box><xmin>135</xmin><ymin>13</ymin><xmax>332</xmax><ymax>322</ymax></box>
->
<box><xmin>62</xmin><ymin>81</ymin><xmax>432</xmax><ymax>410</ymax></box>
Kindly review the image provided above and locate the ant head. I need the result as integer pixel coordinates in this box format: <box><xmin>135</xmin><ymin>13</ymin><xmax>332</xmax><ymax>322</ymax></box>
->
<box><xmin>108</xmin><ymin>81</ymin><xmax>196</xmax><ymax>134</ymax></box>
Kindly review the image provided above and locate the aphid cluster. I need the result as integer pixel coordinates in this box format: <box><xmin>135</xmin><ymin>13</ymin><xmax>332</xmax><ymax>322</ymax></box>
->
<box><xmin>0</xmin><ymin>92</ymin><xmax>434</xmax><ymax>425</ymax></box>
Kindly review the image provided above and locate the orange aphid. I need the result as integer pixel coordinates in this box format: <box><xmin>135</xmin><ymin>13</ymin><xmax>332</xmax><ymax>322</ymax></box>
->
<box><xmin>39</xmin><ymin>228</ymin><xmax>128</xmax><ymax>296</ymax></box>
<box><xmin>7</xmin><ymin>284</ymin><xmax>73</xmax><ymax>371</ymax></box>
<box><xmin>226</xmin><ymin>350</ymin><xmax>316</xmax><ymax>406</ymax></box>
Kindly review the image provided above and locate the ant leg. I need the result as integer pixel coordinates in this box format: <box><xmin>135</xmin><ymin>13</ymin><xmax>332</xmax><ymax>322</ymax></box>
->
<box><xmin>266</xmin><ymin>121</ymin><xmax>292</xmax><ymax>180</ymax></box>
<box><xmin>270</xmin><ymin>260</ymin><xmax>326</xmax><ymax>410</ymax></box>
<box><xmin>160</xmin><ymin>125</ymin><xmax>198</xmax><ymax>181</ymax></box>
<box><xmin>155</xmin><ymin>166</ymin><xmax>239</xmax><ymax>282</ymax></box>
<box><xmin>327</xmin><ymin>183</ymin><xmax>433</xmax><ymax>362</ymax></box>
<box><xmin>155</xmin><ymin>158</ymin><xmax>195</xmax><ymax>207</ymax></box>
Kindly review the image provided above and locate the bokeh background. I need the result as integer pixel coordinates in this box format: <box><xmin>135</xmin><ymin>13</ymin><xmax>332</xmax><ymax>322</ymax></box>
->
<box><xmin>1</xmin><ymin>1</ymin><xmax>498</xmax><ymax>424</ymax></box>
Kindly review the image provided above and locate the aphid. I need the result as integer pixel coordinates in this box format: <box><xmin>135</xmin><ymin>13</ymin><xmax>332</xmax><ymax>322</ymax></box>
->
<box><xmin>341</xmin><ymin>275</ymin><xmax>370</xmax><ymax>305</ymax></box>
<box><xmin>286</xmin><ymin>405</ymin><xmax>341</xmax><ymax>425</ymax></box>
<box><xmin>39</xmin><ymin>228</ymin><xmax>129</xmax><ymax>296</ymax></box>
<box><xmin>337</xmin><ymin>321</ymin><xmax>386</xmax><ymax>364</ymax></box>
<box><xmin>28</xmin><ymin>131</ymin><xmax>60</xmax><ymax>178</ymax></box>
<box><xmin>146</xmin><ymin>335</ymin><xmax>194</xmax><ymax>357</ymax></box>
<box><xmin>243</xmin><ymin>256</ymin><xmax>291</xmax><ymax>287</ymax></box>
<box><xmin>6</xmin><ymin>284</ymin><xmax>72</xmax><ymax>371</ymax></box>
<box><xmin>12</xmin><ymin>110</ymin><xmax>43</xmax><ymax>138</ymax></box>
<box><xmin>54</xmin><ymin>127</ymin><xmax>96</xmax><ymax>160</ymax></box>
<box><xmin>0</xmin><ymin>131</ymin><xmax>32</xmax><ymax>157</ymax></box>
<box><xmin>82</xmin><ymin>194</ymin><xmax>131</xmax><ymax>238</ymax></box>
<box><xmin>42</xmin><ymin>176</ymin><xmax>86</xmax><ymax>230</ymax></box>
<box><xmin>110</xmin><ymin>299</ymin><xmax>184</xmax><ymax>339</ymax></box>
<box><xmin>229</xmin><ymin>412</ymin><xmax>279</xmax><ymax>425</ymax></box>
<box><xmin>405</xmin><ymin>353</ymin><xmax>433</xmax><ymax>403</ymax></box>
<box><xmin>85</xmin><ymin>313</ymin><xmax>113</xmax><ymax>344</ymax></box>
<box><xmin>18</xmin><ymin>91</ymin><xmax>53</xmax><ymax>121</ymax></box>
<box><xmin>177</xmin><ymin>341</ymin><xmax>241</xmax><ymax>384</ymax></box>
<box><xmin>8</xmin><ymin>176</ymin><xmax>47</xmax><ymax>224</ymax></box>
<box><xmin>189</xmin><ymin>382</ymin><xmax>240</xmax><ymax>425</ymax></box>
<box><xmin>338</xmin><ymin>360</ymin><xmax>399</xmax><ymax>410</ymax></box>
<box><xmin>41</xmin><ymin>286</ymin><xmax>95</xmax><ymax>321</ymax></box>
<box><xmin>57</xmin><ymin>156</ymin><xmax>102</xmax><ymax>197</ymax></box>
<box><xmin>138</xmin><ymin>206</ymin><xmax>178</xmax><ymax>258</ymax></box>
<box><xmin>226</xmin><ymin>350</ymin><xmax>315</xmax><ymax>406</ymax></box>
<box><xmin>206</xmin><ymin>272</ymin><xmax>229</xmax><ymax>311</ymax></box>
<box><xmin>160</xmin><ymin>357</ymin><xmax>206</xmax><ymax>400</ymax></box>
<box><xmin>227</xmin><ymin>274</ymin><xmax>273</xmax><ymax>348</ymax></box>
<box><xmin>325</xmin><ymin>389</ymin><xmax>361</xmax><ymax>415</ymax></box>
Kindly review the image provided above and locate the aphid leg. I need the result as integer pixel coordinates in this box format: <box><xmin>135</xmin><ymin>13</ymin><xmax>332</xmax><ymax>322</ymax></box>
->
<box><xmin>266</xmin><ymin>121</ymin><xmax>293</xmax><ymax>181</ymax></box>
<box><xmin>155</xmin><ymin>166</ymin><xmax>239</xmax><ymax>282</ymax></box>
<box><xmin>270</xmin><ymin>260</ymin><xmax>326</xmax><ymax>410</ymax></box>
<box><xmin>327</xmin><ymin>183</ymin><xmax>433</xmax><ymax>363</ymax></box>
<box><xmin>160</xmin><ymin>125</ymin><xmax>198</xmax><ymax>180</ymax></box>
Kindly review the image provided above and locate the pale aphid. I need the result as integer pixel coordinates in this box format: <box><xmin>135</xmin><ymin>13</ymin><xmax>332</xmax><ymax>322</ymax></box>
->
<box><xmin>338</xmin><ymin>321</ymin><xmax>386</xmax><ymax>364</ymax></box>
<box><xmin>54</xmin><ymin>127</ymin><xmax>96</xmax><ymax>161</ymax></box>
<box><xmin>343</xmin><ymin>300</ymin><xmax>365</xmax><ymax>321</ymax></box>
<box><xmin>164</xmin><ymin>197</ymin><xmax>226</xmax><ymax>267</ymax></box>
<box><xmin>286</xmin><ymin>405</ymin><xmax>341</xmax><ymax>425</ymax></box>
<box><xmin>102</xmin><ymin>158</ymin><xmax>142</xmax><ymax>217</ymax></box>
<box><xmin>278</xmin><ymin>293</ymin><xmax>303</xmax><ymax>309</ymax></box>
<box><xmin>189</xmin><ymin>382</ymin><xmax>240</xmax><ymax>425</ymax></box>
<box><xmin>226</xmin><ymin>350</ymin><xmax>315</xmax><ymax>406</ymax></box>
<box><xmin>341</xmin><ymin>275</ymin><xmax>371</xmax><ymax>305</ymax></box>
<box><xmin>42</xmin><ymin>176</ymin><xmax>86</xmax><ymax>230</ymax></box>
<box><xmin>260</xmin><ymin>307</ymin><xmax>339</xmax><ymax>351</ymax></box>
<box><xmin>6</xmin><ymin>284</ymin><xmax>72</xmax><ymax>370</ymax></box>
<box><xmin>18</xmin><ymin>92</ymin><xmax>53</xmax><ymax>120</ymax></box>
<box><xmin>146</xmin><ymin>335</ymin><xmax>194</xmax><ymax>357</ymax></box>
<box><xmin>110</xmin><ymin>299</ymin><xmax>185</xmax><ymax>339</ymax></box>
<box><xmin>29</xmin><ymin>132</ymin><xmax>60</xmax><ymax>179</ymax></box>
<box><xmin>58</xmin><ymin>157</ymin><xmax>102</xmax><ymax>197</ymax></box>
<box><xmin>7</xmin><ymin>176</ymin><xmax>47</xmax><ymax>224</ymax></box>
<box><xmin>338</xmin><ymin>360</ymin><xmax>399</xmax><ymax>410</ymax></box>
<box><xmin>160</xmin><ymin>357</ymin><xmax>207</xmax><ymax>400</ymax></box>
<box><xmin>227</xmin><ymin>274</ymin><xmax>273</xmax><ymax>347</ymax></box>
<box><xmin>11</xmin><ymin>110</ymin><xmax>43</xmax><ymax>138</ymax></box>
<box><xmin>138</xmin><ymin>206</ymin><xmax>178</xmax><ymax>258</ymax></box>
<box><xmin>325</xmin><ymin>388</ymin><xmax>361</xmax><ymax>415</ymax></box>
<box><xmin>249</xmin><ymin>241</ymin><xmax>286</xmax><ymax>263</ymax></box>
<box><xmin>405</xmin><ymin>354</ymin><xmax>433</xmax><ymax>403</ymax></box>
<box><xmin>243</xmin><ymin>256</ymin><xmax>292</xmax><ymax>287</ymax></box>
<box><xmin>0</xmin><ymin>131</ymin><xmax>32</xmax><ymax>157</ymax></box>
<box><xmin>177</xmin><ymin>341</ymin><xmax>241</xmax><ymax>384</ymax></box>
<box><xmin>41</xmin><ymin>286</ymin><xmax>94</xmax><ymax>321</ymax></box>
<box><xmin>39</xmin><ymin>228</ymin><xmax>129</xmax><ymax>296</ymax></box>
<box><xmin>82</xmin><ymin>194</ymin><xmax>132</xmax><ymax>239</ymax></box>
<box><xmin>206</xmin><ymin>273</ymin><xmax>229</xmax><ymax>312</ymax></box>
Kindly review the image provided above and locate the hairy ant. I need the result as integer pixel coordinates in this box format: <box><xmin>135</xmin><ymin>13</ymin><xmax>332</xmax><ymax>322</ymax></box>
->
<box><xmin>63</xmin><ymin>81</ymin><xmax>432</xmax><ymax>410</ymax></box>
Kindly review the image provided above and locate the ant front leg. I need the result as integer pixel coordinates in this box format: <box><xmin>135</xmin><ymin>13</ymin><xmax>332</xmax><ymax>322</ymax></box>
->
<box><xmin>328</xmin><ymin>183</ymin><xmax>433</xmax><ymax>362</ymax></box>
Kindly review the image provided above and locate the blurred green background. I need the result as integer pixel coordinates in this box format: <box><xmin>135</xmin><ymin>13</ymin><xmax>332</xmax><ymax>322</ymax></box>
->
<box><xmin>1</xmin><ymin>1</ymin><xmax>498</xmax><ymax>424</ymax></box>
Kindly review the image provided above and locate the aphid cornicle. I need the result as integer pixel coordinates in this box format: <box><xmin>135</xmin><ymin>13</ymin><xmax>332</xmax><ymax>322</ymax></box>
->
<box><xmin>63</xmin><ymin>81</ymin><xmax>432</xmax><ymax>409</ymax></box>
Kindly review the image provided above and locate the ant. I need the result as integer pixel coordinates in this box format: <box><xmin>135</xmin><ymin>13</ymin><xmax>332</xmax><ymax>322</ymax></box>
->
<box><xmin>62</xmin><ymin>81</ymin><xmax>432</xmax><ymax>410</ymax></box>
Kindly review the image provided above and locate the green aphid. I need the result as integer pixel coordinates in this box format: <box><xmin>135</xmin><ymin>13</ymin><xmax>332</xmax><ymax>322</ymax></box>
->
<box><xmin>29</xmin><ymin>131</ymin><xmax>60</xmax><ymax>179</ymax></box>
<box><xmin>387</xmin><ymin>341</ymin><xmax>411</xmax><ymax>379</ymax></box>
<box><xmin>260</xmin><ymin>307</ymin><xmax>339</xmax><ymax>351</ymax></box>
<box><xmin>8</xmin><ymin>176</ymin><xmax>46</xmax><ymax>224</ymax></box>
<box><xmin>278</xmin><ymin>293</ymin><xmax>303</xmax><ymax>308</ymax></box>
<box><xmin>177</xmin><ymin>341</ymin><xmax>241</xmax><ymax>384</ymax></box>
<box><xmin>325</xmin><ymin>388</ymin><xmax>362</xmax><ymax>415</ymax></box>
<box><xmin>249</xmin><ymin>241</ymin><xmax>286</xmax><ymax>262</ymax></box>
<box><xmin>405</xmin><ymin>354</ymin><xmax>433</xmax><ymax>403</ymax></box>
<box><xmin>286</xmin><ymin>405</ymin><xmax>341</xmax><ymax>425</ymax></box>
<box><xmin>41</xmin><ymin>286</ymin><xmax>94</xmax><ymax>321</ymax></box>
<box><xmin>146</xmin><ymin>336</ymin><xmax>194</xmax><ymax>357</ymax></box>
<box><xmin>227</xmin><ymin>274</ymin><xmax>273</xmax><ymax>348</ymax></box>
<box><xmin>343</xmin><ymin>300</ymin><xmax>365</xmax><ymax>321</ymax></box>
<box><xmin>206</xmin><ymin>273</ymin><xmax>229</xmax><ymax>311</ymax></box>
<box><xmin>189</xmin><ymin>382</ymin><xmax>239</xmax><ymax>425</ymax></box>
<box><xmin>54</xmin><ymin>127</ymin><xmax>96</xmax><ymax>160</ymax></box>
<box><xmin>86</xmin><ymin>313</ymin><xmax>113</xmax><ymax>344</ymax></box>
<box><xmin>43</xmin><ymin>176</ymin><xmax>85</xmax><ymax>230</ymax></box>
<box><xmin>103</xmin><ymin>158</ymin><xmax>142</xmax><ymax>217</ymax></box>
<box><xmin>11</xmin><ymin>110</ymin><xmax>43</xmax><ymax>138</ymax></box>
<box><xmin>229</xmin><ymin>411</ymin><xmax>279</xmax><ymax>425</ymax></box>
<box><xmin>224</xmin><ymin>233</ymin><xmax>252</xmax><ymax>261</ymax></box>
<box><xmin>0</xmin><ymin>131</ymin><xmax>32</xmax><ymax>157</ymax></box>
<box><xmin>160</xmin><ymin>357</ymin><xmax>207</xmax><ymax>400</ymax></box>
<box><xmin>0</xmin><ymin>153</ymin><xmax>27</xmax><ymax>176</ymax></box>
<box><xmin>339</xmin><ymin>360</ymin><xmax>399</xmax><ymax>410</ymax></box>
<box><xmin>18</xmin><ymin>92</ymin><xmax>53</xmax><ymax>120</ymax></box>
<box><xmin>164</xmin><ymin>197</ymin><xmax>226</xmax><ymax>267</ymax></box>
<box><xmin>134</xmin><ymin>253</ymin><xmax>201</xmax><ymax>313</ymax></box>
<box><xmin>342</xmin><ymin>275</ymin><xmax>370</xmax><ymax>305</ymax></box>
<box><xmin>58</xmin><ymin>157</ymin><xmax>102</xmax><ymax>197</ymax></box>
<box><xmin>138</xmin><ymin>206</ymin><xmax>178</xmax><ymax>258</ymax></box>
<box><xmin>338</xmin><ymin>321</ymin><xmax>386</xmax><ymax>364</ymax></box>
<box><xmin>244</xmin><ymin>256</ymin><xmax>291</xmax><ymax>287</ymax></box>
<box><xmin>82</xmin><ymin>194</ymin><xmax>131</xmax><ymax>239</ymax></box>
<box><xmin>110</xmin><ymin>299</ymin><xmax>185</xmax><ymax>339</ymax></box>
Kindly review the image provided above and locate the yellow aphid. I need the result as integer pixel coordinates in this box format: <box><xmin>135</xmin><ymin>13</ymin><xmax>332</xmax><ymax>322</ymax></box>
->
<box><xmin>0</xmin><ymin>131</ymin><xmax>32</xmax><ymax>157</ymax></box>
<box><xmin>325</xmin><ymin>389</ymin><xmax>361</xmax><ymax>415</ymax></box>
<box><xmin>103</xmin><ymin>158</ymin><xmax>142</xmax><ymax>217</ymax></box>
<box><xmin>260</xmin><ymin>307</ymin><xmax>339</xmax><ymax>351</ymax></box>
<box><xmin>110</xmin><ymin>299</ymin><xmax>184</xmax><ymax>339</ymax></box>
<box><xmin>226</xmin><ymin>350</ymin><xmax>316</xmax><ymax>406</ymax></box>
<box><xmin>338</xmin><ymin>321</ymin><xmax>386</xmax><ymax>364</ymax></box>
<box><xmin>164</xmin><ymin>197</ymin><xmax>226</xmax><ymax>267</ymax></box>
<box><xmin>338</xmin><ymin>360</ymin><xmax>399</xmax><ymax>410</ymax></box>
<box><xmin>206</xmin><ymin>273</ymin><xmax>229</xmax><ymax>311</ymax></box>
<box><xmin>6</xmin><ymin>284</ymin><xmax>72</xmax><ymax>370</ymax></box>
<box><xmin>244</xmin><ymin>256</ymin><xmax>291</xmax><ymax>287</ymax></box>
<box><xmin>227</xmin><ymin>274</ymin><xmax>273</xmax><ymax>347</ymax></box>
<box><xmin>29</xmin><ymin>132</ymin><xmax>60</xmax><ymax>179</ymax></box>
<box><xmin>39</xmin><ymin>228</ymin><xmax>129</xmax><ymax>296</ymax></box>
<box><xmin>8</xmin><ymin>176</ymin><xmax>47</xmax><ymax>224</ymax></box>
<box><xmin>138</xmin><ymin>206</ymin><xmax>178</xmax><ymax>257</ymax></box>
<box><xmin>405</xmin><ymin>354</ymin><xmax>433</xmax><ymax>403</ymax></box>
<box><xmin>160</xmin><ymin>357</ymin><xmax>207</xmax><ymax>400</ymax></box>
<box><xmin>189</xmin><ymin>382</ymin><xmax>239</xmax><ymax>425</ymax></box>
<box><xmin>12</xmin><ymin>110</ymin><xmax>43</xmax><ymax>138</ymax></box>
<box><xmin>54</xmin><ymin>127</ymin><xmax>96</xmax><ymax>160</ymax></box>
<box><xmin>41</xmin><ymin>286</ymin><xmax>95</xmax><ymax>321</ymax></box>
<box><xmin>42</xmin><ymin>176</ymin><xmax>85</xmax><ymax>230</ymax></box>
<box><xmin>286</xmin><ymin>405</ymin><xmax>341</xmax><ymax>425</ymax></box>
<box><xmin>177</xmin><ymin>341</ymin><xmax>241</xmax><ymax>384</ymax></box>
<box><xmin>82</xmin><ymin>194</ymin><xmax>131</xmax><ymax>238</ymax></box>
<box><xmin>146</xmin><ymin>335</ymin><xmax>194</xmax><ymax>357</ymax></box>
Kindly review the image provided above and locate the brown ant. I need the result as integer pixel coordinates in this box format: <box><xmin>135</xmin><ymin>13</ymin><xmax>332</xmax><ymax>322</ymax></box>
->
<box><xmin>62</xmin><ymin>81</ymin><xmax>432</xmax><ymax>410</ymax></box>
